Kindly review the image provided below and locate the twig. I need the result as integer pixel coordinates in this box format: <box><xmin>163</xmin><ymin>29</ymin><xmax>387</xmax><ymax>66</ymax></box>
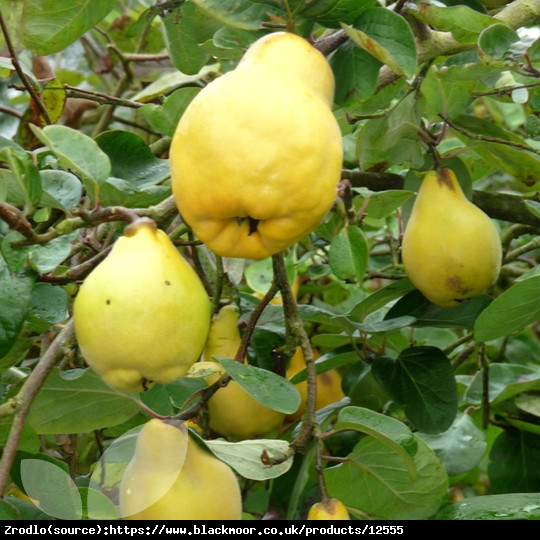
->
<box><xmin>272</xmin><ymin>252</ymin><xmax>317</xmax><ymax>452</ymax></box>
<box><xmin>0</xmin><ymin>9</ymin><xmax>51</xmax><ymax>124</ymax></box>
<box><xmin>0</xmin><ymin>203</ymin><xmax>40</xmax><ymax>242</ymax></box>
<box><xmin>439</xmin><ymin>114</ymin><xmax>539</xmax><ymax>153</ymax></box>
<box><xmin>64</xmin><ymin>86</ymin><xmax>143</xmax><ymax>109</ymax></box>
<box><xmin>0</xmin><ymin>320</ymin><xmax>76</xmax><ymax>496</ymax></box>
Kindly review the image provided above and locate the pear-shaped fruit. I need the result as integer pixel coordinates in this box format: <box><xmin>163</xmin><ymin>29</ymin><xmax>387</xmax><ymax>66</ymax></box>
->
<box><xmin>401</xmin><ymin>168</ymin><xmax>502</xmax><ymax>307</ymax></box>
<box><xmin>286</xmin><ymin>347</ymin><xmax>344</xmax><ymax>422</ymax></box>
<box><xmin>73</xmin><ymin>218</ymin><xmax>211</xmax><ymax>393</ymax></box>
<box><xmin>307</xmin><ymin>498</ymin><xmax>350</xmax><ymax>520</ymax></box>
<box><xmin>202</xmin><ymin>304</ymin><xmax>284</xmax><ymax>441</ymax></box>
<box><xmin>119</xmin><ymin>419</ymin><xmax>242</xmax><ymax>520</ymax></box>
<box><xmin>169</xmin><ymin>31</ymin><xmax>343</xmax><ymax>260</ymax></box>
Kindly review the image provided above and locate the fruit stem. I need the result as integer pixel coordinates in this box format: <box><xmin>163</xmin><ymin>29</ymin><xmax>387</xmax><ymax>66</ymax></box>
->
<box><xmin>313</xmin><ymin>424</ymin><xmax>330</xmax><ymax>504</ymax></box>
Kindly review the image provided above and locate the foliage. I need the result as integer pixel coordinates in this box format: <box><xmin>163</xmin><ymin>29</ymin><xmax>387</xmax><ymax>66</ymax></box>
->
<box><xmin>1</xmin><ymin>0</ymin><xmax>540</xmax><ymax>521</ymax></box>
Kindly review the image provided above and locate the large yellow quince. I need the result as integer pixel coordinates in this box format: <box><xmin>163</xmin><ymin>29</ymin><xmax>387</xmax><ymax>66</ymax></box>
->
<box><xmin>401</xmin><ymin>168</ymin><xmax>502</xmax><ymax>308</ymax></box>
<box><xmin>119</xmin><ymin>418</ymin><xmax>242</xmax><ymax>520</ymax></box>
<box><xmin>169</xmin><ymin>31</ymin><xmax>343</xmax><ymax>260</ymax></box>
<box><xmin>73</xmin><ymin>218</ymin><xmax>211</xmax><ymax>393</ymax></box>
<box><xmin>202</xmin><ymin>304</ymin><xmax>285</xmax><ymax>441</ymax></box>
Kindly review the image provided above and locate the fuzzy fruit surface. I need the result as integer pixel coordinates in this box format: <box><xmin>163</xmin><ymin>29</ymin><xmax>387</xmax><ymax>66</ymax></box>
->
<box><xmin>119</xmin><ymin>419</ymin><xmax>242</xmax><ymax>520</ymax></box>
<box><xmin>73</xmin><ymin>219</ymin><xmax>211</xmax><ymax>393</ymax></box>
<box><xmin>401</xmin><ymin>169</ymin><xmax>502</xmax><ymax>308</ymax></box>
<box><xmin>202</xmin><ymin>304</ymin><xmax>284</xmax><ymax>441</ymax></box>
<box><xmin>308</xmin><ymin>498</ymin><xmax>350</xmax><ymax>520</ymax></box>
<box><xmin>169</xmin><ymin>31</ymin><xmax>343</xmax><ymax>260</ymax></box>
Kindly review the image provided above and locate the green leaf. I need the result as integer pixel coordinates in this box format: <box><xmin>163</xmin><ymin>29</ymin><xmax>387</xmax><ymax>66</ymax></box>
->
<box><xmin>95</xmin><ymin>131</ymin><xmax>170</xmax><ymax>188</ymax></box>
<box><xmin>20</xmin><ymin>459</ymin><xmax>82</xmax><ymax>520</ymax></box>
<box><xmin>189</xmin><ymin>0</ymin><xmax>284</xmax><ymax>30</ymax></box>
<box><xmin>328</xmin><ymin>225</ymin><xmax>369</xmax><ymax>282</ymax></box>
<box><xmin>409</xmin><ymin>2</ymin><xmax>495</xmax><ymax>44</ymax></box>
<box><xmin>0</xmin><ymin>146</ymin><xmax>42</xmax><ymax>210</ymax></box>
<box><xmin>478</xmin><ymin>23</ymin><xmax>520</xmax><ymax>68</ymax></box>
<box><xmin>417</xmin><ymin>414</ymin><xmax>487</xmax><ymax>476</ymax></box>
<box><xmin>324</xmin><ymin>432</ymin><xmax>448</xmax><ymax>520</ymax></box>
<box><xmin>0</xmin><ymin>0</ymin><xmax>25</xmax><ymax>52</ymax></box>
<box><xmin>0</xmin><ymin>417</ymin><xmax>41</xmax><ymax>455</ymax></box>
<box><xmin>0</xmin><ymin>268</ymin><xmax>35</xmax><ymax>359</ymax></box>
<box><xmin>348</xmin><ymin>278</ymin><xmax>416</xmax><ymax>322</ymax></box>
<box><xmin>204</xmin><ymin>438</ymin><xmax>293</xmax><ymax>481</ymax></box>
<box><xmin>299</xmin><ymin>0</ymin><xmax>375</xmax><ymax>27</ymax></box>
<box><xmin>41</xmin><ymin>78</ymin><xmax>66</xmax><ymax>124</ymax></box>
<box><xmin>525</xmin><ymin>199</ymin><xmax>540</xmax><ymax>219</ymax></box>
<box><xmin>351</xmin><ymin>313</ymin><xmax>416</xmax><ymax>334</ymax></box>
<box><xmin>334</xmin><ymin>406</ymin><xmax>419</xmax><ymax>478</ymax></box>
<box><xmin>465</xmin><ymin>363</ymin><xmax>540</xmax><ymax>406</ymax></box>
<box><xmin>139</xmin><ymin>88</ymin><xmax>201</xmax><ymax>138</ymax></box>
<box><xmin>216</xmin><ymin>357</ymin><xmax>301</xmax><ymax>415</ymax></box>
<box><xmin>30</xmin><ymin>125</ymin><xmax>111</xmax><ymax>205</ymax></box>
<box><xmin>435</xmin><ymin>493</ymin><xmax>540</xmax><ymax>520</ymax></box>
<box><xmin>30</xmin><ymin>231</ymin><xmax>78</xmax><ymax>275</ymax></box>
<box><xmin>2</xmin><ymin>230</ymin><xmax>78</xmax><ymax>275</ymax></box>
<box><xmin>357</xmin><ymin>92</ymin><xmax>425</xmax><ymax>169</ymax></box>
<box><xmin>28</xmin><ymin>283</ymin><xmax>69</xmax><ymax>325</ymax></box>
<box><xmin>371</xmin><ymin>346</ymin><xmax>458</xmax><ymax>433</ymax></box>
<box><xmin>330</xmin><ymin>39</ymin><xmax>382</xmax><ymax>105</ymax></box>
<box><xmin>0</xmin><ymin>498</ymin><xmax>19</xmax><ymax>520</ymax></box>
<box><xmin>342</xmin><ymin>7</ymin><xmax>417</xmax><ymax>78</ymax></box>
<box><xmin>27</xmin><ymin>369</ymin><xmax>140</xmax><ymax>434</ymax></box>
<box><xmin>421</xmin><ymin>64</ymin><xmax>478</xmax><ymax>121</ymax></box>
<box><xmin>39</xmin><ymin>170</ymin><xmax>83</xmax><ymax>213</ymax></box>
<box><xmin>488</xmin><ymin>430</ymin><xmax>540</xmax><ymax>493</ymax></box>
<box><xmin>474</xmin><ymin>275</ymin><xmax>540</xmax><ymax>342</ymax></box>
<box><xmin>21</xmin><ymin>0</ymin><xmax>117</xmax><ymax>55</ymax></box>
<box><xmin>471</xmin><ymin>140</ymin><xmax>540</xmax><ymax>186</ymax></box>
<box><xmin>386</xmin><ymin>290</ymin><xmax>494</xmax><ymax>329</ymax></box>
<box><xmin>361</xmin><ymin>189</ymin><xmax>415</xmax><ymax>220</ymax></box>
<box><xmin>162</xmin><ymin>3</ymin><xmax>212</xmax><ymax>75</ymax></box>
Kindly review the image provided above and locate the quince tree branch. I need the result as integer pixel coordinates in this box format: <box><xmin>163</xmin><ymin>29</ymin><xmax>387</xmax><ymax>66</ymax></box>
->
<box><xmin>0</xmin><ymin>320</ymin><xmax>76</xmax><ymax>496</ymax></box>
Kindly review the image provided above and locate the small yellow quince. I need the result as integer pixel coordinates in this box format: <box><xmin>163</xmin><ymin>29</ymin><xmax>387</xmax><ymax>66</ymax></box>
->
<box><xmin>119</xmin><ymin>419</ymin><xmax>242</xmax><ymax>520</ymax></box>
<box><xmin>401</xmin><ymin>168</ymin><xmax>502</xmax><ymax>307</ymax></box>
<box><xmin>202</xmin><ymin>304</ymin><xmax>284</xmax><ymax>441</ymax></box>
<box><xmin>308</xmin><ymin>498</ymin><xmax>350</xmax><ymax>520</ymax></box>
<box><xmin>73</xmin><ymin>218</ymin><xmax>211</xmax><ymax>393</ymax></box>
<box><xmin>286</xmin><ymin>347</ymin><xmax>344</xmax><ymax>422</ymax></box>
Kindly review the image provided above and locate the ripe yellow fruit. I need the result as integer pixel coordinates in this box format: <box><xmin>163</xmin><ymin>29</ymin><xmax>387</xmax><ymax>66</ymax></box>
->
<box><xmin>401</xmin><ymin>168</ymin><xmax>502</xmax><ymax>307</ymax></box>
<box><xmin>286</xmin><ymin>347</ymin><xmax>344</xmax><ymax>422</ymax></box>
<box><xmin>119</xmin><ymin>419</ymin><xmax>242</xmax><ymax>520</ymax></box>
<box><xmin>73</xmin><ymin>218</ymin><xmax>211</xmax><ymax>393</ymax></box>
<box><xmin>307</xmin><ymin>498</ymin><xmax>350</xmax><ymax>520</ymax></box>
<box><xmin>202</xmin><ymin>304</ymin><xmax>242</xmax><ymax>362</ymax></box>
<box><xmin>169</xmin><ymin>31</ymin><xmax>343</xmax><ymax>260</ymax></box>
<box><xmin>202</xmin><ymin>304</ymin><xmax>284</xmax><ymax>441</ymax></box>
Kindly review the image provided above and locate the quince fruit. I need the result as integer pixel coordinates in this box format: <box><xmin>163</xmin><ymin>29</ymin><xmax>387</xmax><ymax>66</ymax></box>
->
<box><xmin>401</xmin><ymin>168</ymin><xmax>502</xmax><ymax>307</ymax></box>
<box><xmin>169</xmin><ymin>31</ymin><xmax>343</xmax><ymax>260</ymax></box>
<box><xmin>286</xmin><ymin>347</ymin><xmax>344</xmax><ymax>422</ymax></box>
<box><xmin>119</xmin><ymin>418</ymin><xmax>242</xmax><ymax>520</ymax></box>
<box><xmin>73</xmin><ymin>218</ymin><xmax>211</xmax><ymax>393</ymax></box>
<box><xmin>202</xmin><ymin>304</ymin><xmax>284</xmax><ymax>441</ymax></box>
<box><xmin>307</xmin><ymin>498</ymin><xmax>350</xmax><ymax>520</ymax></box>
